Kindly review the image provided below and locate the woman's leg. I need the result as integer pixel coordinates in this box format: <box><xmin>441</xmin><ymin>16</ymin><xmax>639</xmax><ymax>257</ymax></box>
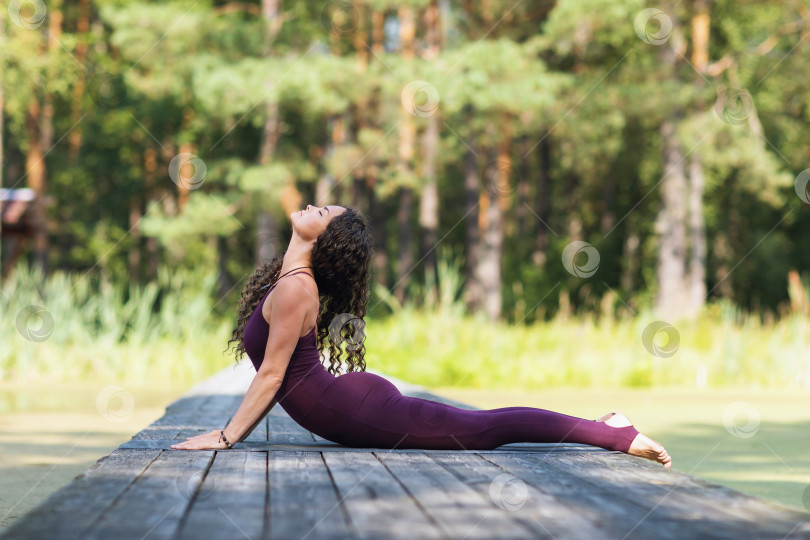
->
<box><xmin>336</xmin><ymin>376</ymin><xmax>640</xmax><ymax>451</ymax></box>
<box><xmin>392</xmin><ymin>397</ymin><xmax>640</xmax><ymax>451</ymax></box>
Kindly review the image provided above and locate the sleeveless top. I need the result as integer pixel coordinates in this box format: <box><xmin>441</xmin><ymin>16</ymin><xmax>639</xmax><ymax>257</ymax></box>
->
<box><xmin>242</xmin><ymin>271</ymin><xmax>335</xmax><ymax>425</ymax></box>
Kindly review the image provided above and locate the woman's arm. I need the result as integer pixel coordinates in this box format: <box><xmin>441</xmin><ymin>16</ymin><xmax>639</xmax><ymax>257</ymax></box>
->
<box><xmin>221</xmin><ymin>376</ymin><xmax>280</xmax><ymax>443</ymax></box>
<box><xmin>171</xmin><ymin>276</ymin><xmax>312</xmax><ymax>451</ymax></box>
<box><xmin>236</xmin><ymin>396</ymin><xmax>279</xmax><ymax>442</ymax></box>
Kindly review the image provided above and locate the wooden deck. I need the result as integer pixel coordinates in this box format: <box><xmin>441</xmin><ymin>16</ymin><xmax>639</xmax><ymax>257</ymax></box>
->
<box><xmin>2</xmin><ymin>361</ymin><xmax>809</xmax><ymax>540</ymax></box>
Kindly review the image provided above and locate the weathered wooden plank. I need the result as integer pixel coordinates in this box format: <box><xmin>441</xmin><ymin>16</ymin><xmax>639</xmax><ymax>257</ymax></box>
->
<box><xmin>267</xmin><ymin>450</ymin><xmax>354</xmax><ymax>539</ymax></box>
<box><xmin>0</xmin><ymin>449</ymin><xmax>160</xmax><ymax>540</ymax></box>
<box><xmin>546</xmin><ymin>450</ymin><xmax>810</xmax><ymax>539</ymax></box>
<box><xmin>480</xmin><ymin>452</ymin><xmax>686</xmax><ymax>539</ymax></box>
<box><xmin>176</xmin><ymin>451</ymin><xmax>267</xmax><ymax>540</ymax></box>
<box><xmin>376</xmin><ymin>451</ymin><xmax>532</xmax><ymax>539</ymax></box>
<box><xmin>130</xmin><ymin>394</ymin><xmax>216</xmax><ymax>440</ymax></box>
<box><xmin>243</xmin><ymin>413</ymin><xmax>268</xmax><ymax>442</ymax></box>
<box><xmin>428</xmin><ymin>452</ymin><xmax>604</xmax><ymax>540</ymax></box>
<box><xmin>83</xmin><ymin>450</ymin><xmax>213</xmax><ymax>540</ymax></box>
<box><xmin>268</xmin><ymin>408</ymin><xmax>318</xmax><ymax>445</ymax></box>
<box><xmin>172</xmin><ymin>395</ymin><xmax>244</xmax><ymax>440</ymax></box>
<box><xmin>322</xmin><ymin>451</ymin><xmax>445</xmax><ymax>539</ymax></box>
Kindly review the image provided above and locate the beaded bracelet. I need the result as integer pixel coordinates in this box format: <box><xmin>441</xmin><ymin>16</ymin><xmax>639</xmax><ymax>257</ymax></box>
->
<box><xmin>219</xmin><ymin>430</ymin><xmax>235</xmax><ymax>449</ymax></box>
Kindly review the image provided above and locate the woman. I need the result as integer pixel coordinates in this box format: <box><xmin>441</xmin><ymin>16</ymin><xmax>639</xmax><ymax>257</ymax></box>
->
<box><xmin>171</xmin><ymin>204</ymin><xmax>672</xmax><ymax>468</ymax></box>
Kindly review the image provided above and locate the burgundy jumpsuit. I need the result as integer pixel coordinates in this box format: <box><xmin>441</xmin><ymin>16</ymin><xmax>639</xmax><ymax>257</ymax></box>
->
<box><xmin>243</xmin><ymin>271</ymin><xmax>639</xmax><ymax>452</ymax></box>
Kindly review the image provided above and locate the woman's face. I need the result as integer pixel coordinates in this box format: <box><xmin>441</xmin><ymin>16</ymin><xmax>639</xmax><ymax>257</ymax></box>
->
<box><xmin>290</xmin><ymin>204</ymin><xmax>345</xmax><ymax>241</ymax></box>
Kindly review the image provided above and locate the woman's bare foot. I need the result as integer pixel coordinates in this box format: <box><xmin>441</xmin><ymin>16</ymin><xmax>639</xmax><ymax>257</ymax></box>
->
<box><xmin>597</xmin><ymin>411</ymin><xmax>672</xmax><ymax>468</ymax></box>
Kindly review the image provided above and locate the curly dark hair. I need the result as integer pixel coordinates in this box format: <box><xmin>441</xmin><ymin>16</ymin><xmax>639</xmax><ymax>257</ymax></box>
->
<box><xmin>224</xmin><ymin>206</ymin><xmax>374</xmax><ymax>376</ymax></box>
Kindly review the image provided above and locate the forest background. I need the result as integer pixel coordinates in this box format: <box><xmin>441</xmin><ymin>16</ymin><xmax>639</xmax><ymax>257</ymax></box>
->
<box><xmin>1</xmin><ymin>0</ymin><xmax>809</xmax><ymax>391</ymax></box>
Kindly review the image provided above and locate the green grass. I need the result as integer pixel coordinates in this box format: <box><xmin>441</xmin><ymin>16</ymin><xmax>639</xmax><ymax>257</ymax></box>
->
<box><xmin>1</xmin><ymin>262</ymin><xmax>234</xmax><ymax>384</ymax></box>
<box><xmin>365</xmin><ymin>295</ymin><xmax>810</xmax><ymax>391</ymax></box>
<box><xmin>2</xmin><ymin>259</ymin><xmax>810</xmax><ymax>391</ymax></box>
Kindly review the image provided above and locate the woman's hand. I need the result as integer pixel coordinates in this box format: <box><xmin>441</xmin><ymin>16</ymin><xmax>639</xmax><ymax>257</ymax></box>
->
<box><xmin>170</xmin><ymin>429</ymin><xmax>231</xmax><ymax>450</ymax></box>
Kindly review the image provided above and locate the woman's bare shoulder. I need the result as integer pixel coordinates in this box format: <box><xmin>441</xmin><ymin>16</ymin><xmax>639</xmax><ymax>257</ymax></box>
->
<box><xmin>261</xmin><ymin>274</ymin><xmax>319</xmax><ymax>327</ymax></box>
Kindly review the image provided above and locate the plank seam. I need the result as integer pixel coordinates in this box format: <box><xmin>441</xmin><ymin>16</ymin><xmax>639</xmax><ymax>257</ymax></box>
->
<box><xmin>474</xmin><ymin>453</ymin><xmax>574</xmax><ymax>538</ymax></box>
<box><xmin>78</xmin><ymin>449</ymin><xmax>164</xmax><ymax>538</ymax></box>
<box><xmin>170</xmin><ymin>451</ymin><xmax>217</xmax><ymax>540</ymax></box>
<box><xmin>319</xmin><ymin>451</ymin><xmax>357</xmax><ymax>539</ymax></box>
<box><xmin>372</xmin><ymin>451</ymin><xmax>452</xmax><ymax>540</ymax></box>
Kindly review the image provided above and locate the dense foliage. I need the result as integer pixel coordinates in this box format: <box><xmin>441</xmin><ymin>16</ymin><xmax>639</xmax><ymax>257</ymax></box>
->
<box><xmin>1</xmin><ymin>0</ymin><xmax>808</xmax><ymax>325</ymax></box>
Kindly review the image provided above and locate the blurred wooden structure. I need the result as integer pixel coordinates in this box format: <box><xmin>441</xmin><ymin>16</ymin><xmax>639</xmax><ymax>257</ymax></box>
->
<box><xmin>0</xmin><ymin>188</ymin><xmax>50</xmax><ymax>279</ymax></box>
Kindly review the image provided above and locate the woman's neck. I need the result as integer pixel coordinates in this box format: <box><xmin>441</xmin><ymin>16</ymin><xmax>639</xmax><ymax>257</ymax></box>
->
<box><xmin>280</xmin><ymin>233</ymin><xmax>314</xmax><ymax>275</ymax></box>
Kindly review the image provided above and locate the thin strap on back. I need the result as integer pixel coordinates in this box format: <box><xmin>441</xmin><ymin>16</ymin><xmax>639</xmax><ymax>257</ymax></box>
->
<box><xmin>267</xmin><ymin>270</ymin><xmax>315</xmax><ymax>291</ymax></box>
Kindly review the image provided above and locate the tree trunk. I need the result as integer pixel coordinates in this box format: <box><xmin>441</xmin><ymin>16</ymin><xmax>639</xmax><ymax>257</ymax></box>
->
<box><xmin>477</xmin><ymin>117</ymin><xmax>512</xmax><ymax>320</ymax></box>
<box><xmin>395</xmin><ymin>186</ymin><xmax>413</xmax><ymax>304</ymax></box>
<box><xmin>418</xmin><ymin>0</ymin><xmax>441</xmax><ymax>295</ymax></box>
<box><xmin>216</xmin><ymin>235</ymin><xmax>233</xmax><ymax>298</ymax></box>
<box><xmin>655</xmin><ymin>119</ymin><xmax>689</xmax><ymax>318</ymax></box>
<box><xmin>371</xmin><ymin>10</ymin><xmax>384</xmax><ymax>55</ymax></box>
<box><xmin>686</xmin><ymin>0</ymin><xmax>709</xmax><ymax>317</ymax></box>
<box><xmin>256</xmin><ymin>210</ymin><xmax>278</xmax><ymax>266</ymax></box>
<box><xmin>256</xmin><ymin>0</ymin><xmax>283</xmax><ymax>264</ymax></box>
<box><xmin>532</xmin><ymin>137</ymin><xmax>551</xmax><ymax>268</ymax></box>
<box><xmin>394</xmin><ymin>5</ymin><xmax>416</xmax><ymax>304</ymax></box>
<box><xmin>654</xmin><ymin>5</ymin><xmax>690</xmax><ymax>319</ymax></box>
<box><xmin>333</xmin><ymin>114</ymin><xmax>347</xmax><ymax>201</ymax></box>
<box><xmin>128</xmin><ymin>194</ymin><xmax>142</xmax><ymax>279</ymax></box>
<box><xmin>516</xmin><ymin>134</ymin><xmax>530</xmax><ymax>239</ymax></box>
<box><xmin>620</xmin><ymin>170</ymin><xmax>641</xmax><ymax>294</ymax></box>
<box><xmin>25</xmin><ymin>97</ymin><xmax>48</xmax><ymax>274</ymax></box>
<box><xmin>68</xmin><ymin>0</ymin><xmax>91</xmax><ymax>158</ymax></box>
<box><xmin>419</xmin><ymin>113</ymin><xmax>439</xmax><ymax>294</ymax></box>
<box><xmin>24</xmin><ymin>2</ymin><xmax>63</xmax><ymax>275</ymax></box>
<box><xmin>177</xmin><ymin>106</ymin><xmax>196</xmax><ymax>214</ymax></box>
<box><xmin>352</xmin><ymin>0</ymin><xmax>368</xmax><ymax>68</ymax></box>
<box><xmin>367</xmin><ymin>174</ymin><xmax>388</xmax><ymax>289</ymax></box>
<box><xmin>478</xmin><ymin>143</ymin><xmax>504</xmax><ymax>321</ymax></box>
<box><xmin>462</xmin><ymin>109</ymin><xmax>482</xmax><ymax>312</ymax></box>
<box><xmin>315</xmin><ymin>116</ymin><xmax>336</xmax><ymax>206</ymax></box>
<box><xmin>143</xmin><ymin>147</ymin><xmax>160</xmax><ymax>280</ymax></box>
<box><xmin>600</xmin><ymin>165</ymin><xmax>616</xmax><ymax>234</ymax></box>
